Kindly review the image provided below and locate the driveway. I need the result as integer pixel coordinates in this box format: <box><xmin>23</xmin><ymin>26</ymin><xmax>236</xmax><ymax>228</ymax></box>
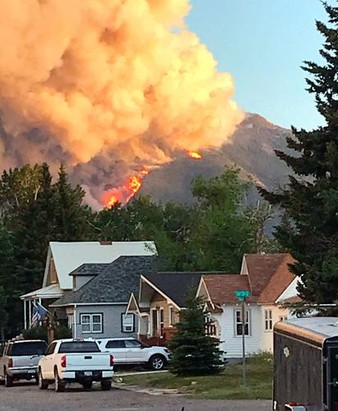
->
<box><xmin>0</xmin><ymin>382</ymin><xmax>272</xmax><ymax>411</ymax></box>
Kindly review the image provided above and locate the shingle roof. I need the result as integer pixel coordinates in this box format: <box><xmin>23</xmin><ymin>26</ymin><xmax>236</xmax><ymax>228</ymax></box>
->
<box><xmin>143</xmin><ymin>271</ymin><xmax>226</xmax><ymax>308</ymax></box>
<box><xmin>69</xmin><ymin>263</ymin><xmax>110</xmax><ymax>276</ymax></box>
<box><xmin>257</xmin><ymin>253</ymin><xmax>296</xmax><ymax>303</ymax></box>
<box><xmin>202</xmin><ymin>274</ymin><xmax>250</xmax><ymax>304</ymax></box>
<box><xmin>243</xmin><ymin>253</ymin><xmax>295</xmax><ymax>303</ymax></box>
<box><xmin>51</xmin><ymin>255</ymin><xmax>159</xmax><ymax>306</ymax></box>
<box><xmin>44</xmin><ymin>241</ymin><xmax>157</xmax><ymax>289</ymax></box>
<box><xmin>202</xmin><ymin>253</ymin><xmax>296</xmax><ymax>305</ymax></box>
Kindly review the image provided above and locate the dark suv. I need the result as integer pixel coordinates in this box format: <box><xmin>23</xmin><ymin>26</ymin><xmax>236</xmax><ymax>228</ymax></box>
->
<box><xmin>0</xmin><ymin>339</ymin><xmax>47</xmax><ymax>386</ymax></box>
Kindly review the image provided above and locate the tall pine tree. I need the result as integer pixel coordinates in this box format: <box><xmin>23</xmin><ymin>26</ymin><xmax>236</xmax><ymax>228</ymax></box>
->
<box><xmin>260</xmin><ymin>3</ymin><xmax>338</xmax><ymax>303</ymax></box>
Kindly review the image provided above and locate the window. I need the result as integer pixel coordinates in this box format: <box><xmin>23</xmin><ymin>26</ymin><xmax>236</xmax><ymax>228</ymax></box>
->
<box><xmin>121</xmin><ymin>313</ymin><xmax>135</xmax><ymax>333</ymax></box>
<box><xmin>235</xmin><ymin>309</ymin><xmax>250</xmax><ymax>336</ymax></box>
<box><xmin>169</xmin><ymin>306</ymin><xmax>175</xmax><ymax>326</ymax></box>
<box><xmin>151</xmin><ymin>309</ymin><xmax>158</xmax><ymax>336</ymax></box>
<box><xmin>264</xmin><ymin>309</ymin><xmax>273</xmax><ymax>331</ymax></box>
<box><xmin>59</xmin><ymin>341</ymin><xmax>100</xmax><ymax>353</ymax></box>
<box><xmin>279</xmin><ymin>315</ymin><xmax>288</xmax><ymax>322</ymax></box>
<box><xmin>80</xmin><ymin>313</ymin><xmax>103</xmax><ymax>334</ymax></box>
<box><xmin>106</xmin><ymin>340</ymin><xmax>125</xmax><ymax>349</ymax></box>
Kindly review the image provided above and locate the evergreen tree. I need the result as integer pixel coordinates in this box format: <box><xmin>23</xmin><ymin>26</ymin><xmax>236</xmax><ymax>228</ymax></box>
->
<box><xmin>53</xmin><ymin>165</ymin><xmax>94</xmax><ymax>241</ymax></box>
<box><xmin>168</xmin><ymin>293</ymin><xmax>224</xmax><ymax>376</ymax></box>
<box><xmin>260</xmin><ymin>3</ymin><xmax>338</xmax><ymax>303</ymax></box>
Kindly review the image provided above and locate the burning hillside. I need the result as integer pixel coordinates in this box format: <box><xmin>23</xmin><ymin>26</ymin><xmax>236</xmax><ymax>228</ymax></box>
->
<box><xmin>0</xmin><ymin>0</ymin><xmax>243</xmax><ymax>208</ymax></box>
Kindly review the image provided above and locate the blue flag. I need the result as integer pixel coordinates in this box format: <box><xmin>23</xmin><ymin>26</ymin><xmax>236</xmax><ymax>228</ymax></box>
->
<box><xmin>32</xmin><ymin>301</ymin><xmax>47</xmax><ymax>324</ymax></box>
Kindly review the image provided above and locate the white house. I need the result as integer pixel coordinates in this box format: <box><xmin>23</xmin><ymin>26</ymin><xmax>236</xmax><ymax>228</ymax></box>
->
<box><xmin>20</xmin><ymin>241</ymin><xmax>157</xmax><ymax>329</ymax></box>
<box><xmin>196</xmin><ymin>253</ymin><xmax>299</xmax><ymax>358</ymax></box>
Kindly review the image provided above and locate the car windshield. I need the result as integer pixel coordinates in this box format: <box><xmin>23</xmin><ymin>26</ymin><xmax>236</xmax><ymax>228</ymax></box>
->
<box><xmin>11</xmin><ymin>341</ymin><xmax>47</xmax><ymax>356</ymax></box>
<box><xmin>59</xmin><ymin>341</ymin><xmax>100</xmax><ymax>353</ymax></box>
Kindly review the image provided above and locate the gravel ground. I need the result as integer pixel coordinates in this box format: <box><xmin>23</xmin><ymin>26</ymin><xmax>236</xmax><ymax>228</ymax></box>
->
<box><xmin>0</xmin><ymin>381</ymin><xmax>272</xmax><ymax>411</ymax></box>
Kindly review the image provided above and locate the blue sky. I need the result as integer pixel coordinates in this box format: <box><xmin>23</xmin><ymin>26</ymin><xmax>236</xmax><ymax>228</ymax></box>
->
<box><xmin>187</xmin><ymin>0</ymin><xmax>328</xmax><ymax>130</ymax></box>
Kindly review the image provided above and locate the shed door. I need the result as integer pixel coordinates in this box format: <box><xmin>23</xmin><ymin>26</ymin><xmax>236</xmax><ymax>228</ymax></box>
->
<box><xmin>327</xmin><ymin>346</ymin><xmax>338</xmax><ymax>411</ymax></box>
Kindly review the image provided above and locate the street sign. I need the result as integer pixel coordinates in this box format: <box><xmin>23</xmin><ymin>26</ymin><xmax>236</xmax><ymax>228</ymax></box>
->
<box><xmin>234</xmin><ymin>290</ymin><xmax>250</xmax><ymax>301</ymax></box>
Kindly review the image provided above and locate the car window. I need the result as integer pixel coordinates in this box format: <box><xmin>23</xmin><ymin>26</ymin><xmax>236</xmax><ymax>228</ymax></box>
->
<box><xmin>125</xmin><ymin>340</ymin><xmax>142</xmax><ymax>349</ymax></box>
<box><xmin>59</xmin><ymin>341</ymin><xmax>100</xmax><ymax>353</ymax></box>
<box><xmin>11</xmin><ymin>341</ymin><xmax>47</xmax><ymax>356</ymax></box>
<box><xmin>106</xmin><ymin>340</ymin><xmax>125</xmax><ymax>349</ymax></box>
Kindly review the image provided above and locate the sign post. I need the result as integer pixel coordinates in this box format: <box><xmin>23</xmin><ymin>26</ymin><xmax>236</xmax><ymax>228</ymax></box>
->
<box><xmin>234</xmin><ymin>290</ymin><xmax>250</xmax><ymax>389</ymax></box>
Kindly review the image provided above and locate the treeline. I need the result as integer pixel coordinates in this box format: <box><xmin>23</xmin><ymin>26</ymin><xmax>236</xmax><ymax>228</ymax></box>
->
<box><xmin>0</xmin><ymin>163</ymin><xmax>277</xmax><ymax>338</ymax></box>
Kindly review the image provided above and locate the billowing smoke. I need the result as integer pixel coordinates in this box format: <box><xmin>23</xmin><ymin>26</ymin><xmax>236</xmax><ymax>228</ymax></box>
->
<box><xmin>0</xmin><ymin>0</ymin><xmax>243</xmax><ymax>207</ymax></box>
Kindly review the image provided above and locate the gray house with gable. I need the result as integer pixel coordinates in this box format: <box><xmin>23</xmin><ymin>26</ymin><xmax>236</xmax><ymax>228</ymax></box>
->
<box><xmin>51</xmin><ymin>255</ymin><xmax>159</xmax><ymax>339</ymax></box>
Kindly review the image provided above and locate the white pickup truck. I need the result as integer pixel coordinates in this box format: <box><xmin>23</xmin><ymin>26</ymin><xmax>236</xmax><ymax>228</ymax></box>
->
<box><xmin>38</xmin><ymin>339</ymin><xmax>114</xmax><ymax>392</ymax></box>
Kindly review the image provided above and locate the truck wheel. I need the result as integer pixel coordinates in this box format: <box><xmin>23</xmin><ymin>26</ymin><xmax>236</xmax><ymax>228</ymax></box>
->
<box><xmin>149</xmin><ymin>355</ymin><xmax>166</xmax><ymax>371</ymax></box>
<box><xmin>4</xmin><ymin>370</ymin><xmax>13</xmax><ymax>387</ymax></box>
<box><xmin>82</xmin><ymin>381</ymin><xmax>92</xmax><ymax>390</ymax></box>
<box><xmin>54</xmin><ymin>369</ymin><xmax>65</xmax><ymax>392</ymax></box>
<box><xmin>38</xmin><ymin>369</ymin><xmax>49</xmax><ymax>390</ymax></box>
<box><xmin>101</xmin><ymin>379</ymin><xmax>111</xmax><ymax>391</ymax></box>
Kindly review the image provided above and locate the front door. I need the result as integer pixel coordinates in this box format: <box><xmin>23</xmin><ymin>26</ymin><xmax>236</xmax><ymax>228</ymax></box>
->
<box><xmin>327</xmin><ymin>345</ymin><xmax>338</xmax><ymax>411</ymax></box>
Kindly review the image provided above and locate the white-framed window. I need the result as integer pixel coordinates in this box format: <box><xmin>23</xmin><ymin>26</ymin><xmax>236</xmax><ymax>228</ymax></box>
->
<box><xmin>235</xmin><ymin>309</ymin><xmax>250</xmax><ymax>336</ymax></box>
<box><xmin>279</xmin><ymin>315</ymin><xmax>288</xmax><ymax>322</ymax></box>
<box><xmin>80</xmin><ymin>313</ymin><xmax>103</xmax><ymax>334</ymax></box>
<box><xmin>169</xmin><ymin>306</ymin><xmax>175</xmax><ymax>326</ymax></box>
<box><xmin>121</xmin><ymin>313</ymin><xmax>135</xmax><ymax>333</ymax></box>
<box><xmin>264</xmin><ymin>309</ymin><xmax>273</xmax><ymax>331</ymax></box>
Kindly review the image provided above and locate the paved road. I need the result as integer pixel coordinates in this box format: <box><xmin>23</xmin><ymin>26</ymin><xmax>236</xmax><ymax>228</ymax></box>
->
<box><xmin>0</xmin><ymin>382</ymin><xmax>272</xmax><ymax>411</ymax></box>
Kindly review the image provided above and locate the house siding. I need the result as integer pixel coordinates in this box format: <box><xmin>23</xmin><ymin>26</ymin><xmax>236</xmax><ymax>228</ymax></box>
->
<box><xmin>210</xmin><ymin>303</ymin><xmax>292</xmax><ymax>358</ymax></box>
<box><xmin>68</xmin><ymin>305</ymin><xmax>138</xmax><ymax>339</ymax></box>
<box><xmin>213</xmin><ymin>304</ymin><xmax>262</xmax><ymax>359</ymax></box>
<box><xmin>260</xmin><ymin>304</ymin><xmax>290</xmax><ymax>352</ymax></box>
<box><xmin>74</xmin><ymin>275</ymin><xmax>94</xmax><ymax>290</ymax></box>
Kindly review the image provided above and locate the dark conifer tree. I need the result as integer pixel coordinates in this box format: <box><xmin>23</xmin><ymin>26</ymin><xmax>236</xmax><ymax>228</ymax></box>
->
<box><xmin>260</xmin><ymin>3</ymin><xmax>338</xmax><ymax>303</ymax></box>
<box><xmin>168</xmin><ymin>293</ymin><xmax>224</xmax><ymax>376</ymax></box>
<box><xmin>53</xmin><ymin>164</ymin><xmax>93</xmax><ymax>241</ymax></box>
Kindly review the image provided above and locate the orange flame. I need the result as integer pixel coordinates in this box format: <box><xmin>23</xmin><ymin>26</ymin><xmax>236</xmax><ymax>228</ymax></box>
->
<box><xmin>186</xmin><ymin>150</ymin><xmax>202</xmax><ymax>160</ymax></box>
<box><xmin>102</xmin><ymin>174</ymin><xmax>144</xmax><ymax>208</ymax></box>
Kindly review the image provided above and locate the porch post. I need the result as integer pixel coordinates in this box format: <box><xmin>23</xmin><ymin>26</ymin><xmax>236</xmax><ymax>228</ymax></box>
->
<box><xmin>24</xmin><ymin>300</ymin><xmax>27</xmax><ymax>330</ymax></box>
<box><xmin>28</xmin><ymin>300</ymin><xmax>32</xmax><ymax>328</ymax></box>
<box><xmin>73</xmin><ymin>305</ymin><xmax>77</xmax><ymax>338</ymax></box>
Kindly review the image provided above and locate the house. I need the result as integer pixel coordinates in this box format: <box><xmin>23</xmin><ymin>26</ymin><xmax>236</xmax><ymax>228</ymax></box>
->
<box><xmin>196</xmin><ymin>253</ymin><xmax>299</xmax><ymax>358</ymax></box>
<box><xmin>127</xmin><ymin>271</ymin><xmax>227</xmax><ymax>345</ymax></box>
<box><xmin>20</xmin><ymin>241</ymin><xmax>157</xmax><ymax>329</ymax></box>
<box><xmin>50</xmin><ymin>255</ymin><xmax>160</xmax><ymax>339</ymax></box>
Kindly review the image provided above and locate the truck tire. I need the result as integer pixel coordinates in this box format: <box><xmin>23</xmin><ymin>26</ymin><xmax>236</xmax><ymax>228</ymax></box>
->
<box><xmin>54</xmin><ymin>369</ymin><xmax>65</xmax><ymax>392</ymax></box>
<box><xmin>4</xmin><ymin>370</ymin><xmax>13</xmax><ymax>387</ymax></box>
<box><xmin>38</xmin><ymin>369</ymin><xmax>49</xmax><ymax>390</ymax></box>
<box><xmin>148</xmin><ymin>354</ymin><xmax>166</xmax><ymax>370</ymax></box>
<box><xmin>82</xmin><ymin>381</ymin><xmax>92</xmax><ymax>390</ymax></box>
<box><xmin>101</xmin><ymin>379</ymin><xmax>111</xmax><ymax>391</ymax></box>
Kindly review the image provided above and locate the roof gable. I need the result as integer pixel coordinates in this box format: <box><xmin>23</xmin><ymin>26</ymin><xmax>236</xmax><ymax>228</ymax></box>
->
<box><xmin>200</xmin><ymin>253</ymin><xmax>297</xmax><ymax>305</ymax></box>
<box><xmin>142</xmin><ymin>271</ymin><xmax>226</xmax><ymax>308</ymax></box>
<box><xmin>43</xmin><ymin>241</ymin><xmax>157</xmax><ymax>290</ymax></box>
<box><xmin>51</xmin><ymin>255</ymin><xmax>159</xmax><ymax>306</ymax></box>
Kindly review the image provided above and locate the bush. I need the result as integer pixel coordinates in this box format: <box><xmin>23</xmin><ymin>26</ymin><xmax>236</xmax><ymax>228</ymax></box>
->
<box><xmin>22</xmin><ymin>323</ymin><xmax>72</xmax><ymax>342</ymax></box>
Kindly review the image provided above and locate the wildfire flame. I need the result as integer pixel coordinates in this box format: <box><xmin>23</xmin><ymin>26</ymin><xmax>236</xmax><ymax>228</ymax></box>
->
<box><xmin>102</xmin><ymin>172</ymin><xmax>146</xmax><ymax>208</ymax></box>
<box><xmin>186</xmin><ymin>150</ymin><xmax>202</xmax><ymax>160</ymax></box>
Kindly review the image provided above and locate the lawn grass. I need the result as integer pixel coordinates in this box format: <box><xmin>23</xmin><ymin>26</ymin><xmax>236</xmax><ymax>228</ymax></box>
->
<box><xmin>116</xmin><ymin>352</ymin><xmax>273</xmax><ymax>400</ymax></box>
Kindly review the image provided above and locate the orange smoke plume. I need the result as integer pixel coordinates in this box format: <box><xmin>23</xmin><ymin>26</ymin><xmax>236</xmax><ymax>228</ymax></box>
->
<box><xmin>0</xmin><ymin>0</ymin><xmax>244</xmax><ymax>207</ymax></box>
